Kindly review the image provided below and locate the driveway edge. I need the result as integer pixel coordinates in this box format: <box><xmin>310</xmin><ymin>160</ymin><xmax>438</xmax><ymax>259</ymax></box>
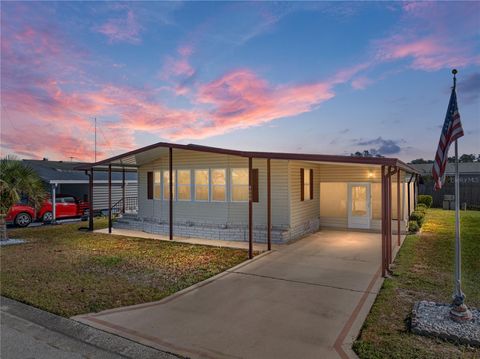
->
<box><xmin>333</xmin><ymin>267</ymin><xmax>384</xmax><ymax>359</ymax></box>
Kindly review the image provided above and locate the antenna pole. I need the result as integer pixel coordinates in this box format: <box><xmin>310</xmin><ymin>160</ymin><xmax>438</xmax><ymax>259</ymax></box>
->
<box><xmin>94</xmin><ymin>117</ymin><xmax>97</xmax><ymax>162</ymax></box>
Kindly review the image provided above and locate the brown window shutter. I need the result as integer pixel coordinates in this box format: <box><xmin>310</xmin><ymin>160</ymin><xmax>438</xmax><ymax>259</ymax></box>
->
<box><xmin>309</xmin><ymin>169</ymin><xmax>314</xmax><ymax>200</ymax></box>
<box><xmin>300</xmin><ymin>168</ymin><xmax>304</xmax><ymax>201</ymax></box>
<box><xmin>147</xmin><ymin>171</ymin><xmax>153</xmax><ymax>199</ymax></box>
<box><xmin>252</xmin><ymin>169</ymin><xmax>259</xmax><ymax>202</ymax></box>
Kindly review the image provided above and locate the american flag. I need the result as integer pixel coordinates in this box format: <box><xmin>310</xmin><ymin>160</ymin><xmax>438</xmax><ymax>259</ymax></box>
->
<box><xmin>432</xmin><ymin>87</ymin><xmax>464</xmax><ymax>190</ymax></box>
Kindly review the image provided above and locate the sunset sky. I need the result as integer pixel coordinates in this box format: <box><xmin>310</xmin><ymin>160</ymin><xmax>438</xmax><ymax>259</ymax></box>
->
<box><xmin>1</xmin><ymin>1</ymin><xmax>479</xmax><ymax>163</ymax></box>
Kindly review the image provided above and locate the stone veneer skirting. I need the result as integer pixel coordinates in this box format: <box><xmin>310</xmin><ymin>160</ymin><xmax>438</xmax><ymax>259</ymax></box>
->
<box><xmin>114</xmin><ymin>215</ymin><xmax>320</xmax><ymax>244</ymax></box>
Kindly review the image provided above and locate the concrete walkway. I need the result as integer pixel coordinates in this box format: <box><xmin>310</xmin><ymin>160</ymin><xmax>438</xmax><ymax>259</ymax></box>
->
<box><xmin>75</xmin><ymin>230</ymin><xmax>387</xmax><ymax>359</ymax></box>
<box><xmin>95</xmin><ymin>227</ymin><xmax>276</xmax><ymax>251</ymax></box>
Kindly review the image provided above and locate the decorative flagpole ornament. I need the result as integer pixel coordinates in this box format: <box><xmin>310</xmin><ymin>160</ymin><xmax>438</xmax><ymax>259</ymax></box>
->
<box><xmin>433</xmin><ymin>69</ymin><xmax>472</xmax><ymax>322</ymax></box>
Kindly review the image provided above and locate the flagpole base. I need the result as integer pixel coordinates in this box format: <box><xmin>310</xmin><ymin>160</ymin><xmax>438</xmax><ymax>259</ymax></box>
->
<box><xmin>450</xmin><ymin>295</ymin><xmax>473</xmax><ymax>322</ymax></box>
<box><xmin>450</xmin><ymin>305</ymin><xmax>473</xmax><ymax>322</ymax></box>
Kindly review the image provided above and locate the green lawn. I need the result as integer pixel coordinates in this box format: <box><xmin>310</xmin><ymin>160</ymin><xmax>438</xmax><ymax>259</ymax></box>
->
<box><xmin>0</xmin><ymin>219</ymin><xmax>249</xmax><ymax>317</ymax></box>
<box><xmin>354</xmin><ymin>209</ymin><xmax>480</xmax><ymax>359</ymax></box>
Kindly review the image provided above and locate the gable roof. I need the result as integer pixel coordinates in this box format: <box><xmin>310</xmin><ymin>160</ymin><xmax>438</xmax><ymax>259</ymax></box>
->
<box><xmin>75</xmin><ymin>142</ymin><xmax>419</xmax><ymax>174</ymax></box>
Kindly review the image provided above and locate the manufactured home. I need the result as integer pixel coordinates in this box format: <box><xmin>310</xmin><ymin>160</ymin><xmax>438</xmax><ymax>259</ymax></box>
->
<box><xmin>77</xmin><ymin>143</ymin><xmax>419</xmax><ymax>276</ymax></box>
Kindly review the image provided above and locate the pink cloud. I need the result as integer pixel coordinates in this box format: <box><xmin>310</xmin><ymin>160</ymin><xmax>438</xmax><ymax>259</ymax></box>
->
<box><xmin>351</xmin><ymin>76</ymin><xmax>373</xmax><ymax>90</ymax></box>
<box><xmin>1</xmin><ymin>22</ymin><xmax>135</xmax><ymax>161</ymax></box>
<box><xmin>371</xmin><ymin>2</ymin><xmax>480</xmax><ymax>72</ymax></box>
<box><xmin>375</xmin><ymin>35</ymin><xmax>474</xmax><ymax>71</ymax></box>
<box><xmin>401</xmin><ymin>1</ymin><xmax>432</xmax><ymax>13</ymax></box>
<box><xmin>160</xmin><ymin>45</ymin><xmax>196</xmax><ymax>82</ymax></box>
<box><xmin>0</xmin><ymin>8</ymin><xmax>380</xmax><ymax>159</ymax></box>
<box><xmin>2</xmin><ymin>14</ymin><xmax>365</xmax><ymax>156</ymax></box>
<box><xmin>96</xmin><ymin>10</ymin><xmax>142</xmax><ymax>44</ymax></box>
<box><xmin>163</xmin><ymin>69</ymin><xmax>335</xmax><ymax>140</ymax></box>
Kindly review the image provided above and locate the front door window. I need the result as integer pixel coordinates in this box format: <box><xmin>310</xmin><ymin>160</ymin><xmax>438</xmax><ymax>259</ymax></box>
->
<box><xmin>348</xmin><ymin>183</ymin><xmax>371</xmax><ymax>229</ymax></box>
<box><xmin>351</xmin><ymin>186</ymin><xmax>367</xmax><ymax>216</ymax></box>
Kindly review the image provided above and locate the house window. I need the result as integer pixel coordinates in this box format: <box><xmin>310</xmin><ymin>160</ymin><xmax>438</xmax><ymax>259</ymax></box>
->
<box><xmin>177</xmin><ymin>170</ymin><xmax>191</xmax><ymax>201</ymax></box>
<box><xmin>154</xmin><ymin>171</ymin><xmax>161</xmax><ymax>199</ymax></box>
<box><xmin>195</xmin><ymin>169</ymin><xmax>209</xmax><ymax>201</ymax></box>
<box><xmin>211</xmin><ymin>169</ymin><xmax>226</xmax><ymax>201</ymax></box>
<box><xmin>231</xmin><ymin>168</ymin><xmax>249</xmax><ymax>202</ymax></box>
<box><xmin>301</xmin><ymin>168</ymin><xmax>313</xmax><ymax>201</ymax></box>
<box><xmin>163</xmin><ymin>170</ymin><xmax>176</xmax><ymax>200</ymax></box>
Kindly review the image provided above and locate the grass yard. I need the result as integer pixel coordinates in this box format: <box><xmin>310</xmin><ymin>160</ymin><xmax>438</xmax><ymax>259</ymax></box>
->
<box><xmin>0</xmin><ymin>219</ymin><xmax>249</xmax><ymax>317</ymax></box>
<box><xmin>354</xmin><ymin>209</ymin><xmax>480</xmax><ymax>359</ymax></box>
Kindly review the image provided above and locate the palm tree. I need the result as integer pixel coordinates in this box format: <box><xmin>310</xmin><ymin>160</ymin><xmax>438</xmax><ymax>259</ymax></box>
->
<box><xmin>0</xmin><ymin>156</ymin><xmax>46</xmax><ymax>240</ymax></box>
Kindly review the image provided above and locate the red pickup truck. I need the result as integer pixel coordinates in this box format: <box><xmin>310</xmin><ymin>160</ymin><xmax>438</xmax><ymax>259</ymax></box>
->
<box><xmin>6</xmin><ymin>194</ymin><xmax>89</xmax><ymax>227</ymax></box>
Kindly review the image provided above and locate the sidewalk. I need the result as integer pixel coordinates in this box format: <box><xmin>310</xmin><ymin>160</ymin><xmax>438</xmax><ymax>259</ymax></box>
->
<box><xmin>95</xmin><ymin>227</ymin><xmax>280</xmax><ymax>251</ymax></box>
<box><xmin>0</xmin><ymin>297</ymin><xmax>180</xmax><ymax>359</ymax></box>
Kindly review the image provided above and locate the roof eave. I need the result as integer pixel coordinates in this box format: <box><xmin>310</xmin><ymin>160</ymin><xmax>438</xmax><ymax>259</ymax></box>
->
<box><xmin>74</xmin><ymin>141</ymin><xmax>420</xmax><ymax>174</ymax></box>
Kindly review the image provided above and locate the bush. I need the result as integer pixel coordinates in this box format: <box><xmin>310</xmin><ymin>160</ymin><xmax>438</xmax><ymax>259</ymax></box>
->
<box><xmin>415</xmin><ymin>203</ymin><xmax>428</xmax><ymax>213</ymax></box>
<box><xmin>408</xmin><ymin>220</ymin><xmax>419</xmax><ymax>233</ymax></box>
<box><xmin>418</xmin><ymin>195</ymin><xmax>433</xmax><ymax>208</ymax></box>
<box><xmin>410</xmin><ymin>211</ymin><xmax>425</xmax><ymax>227</ymax></box>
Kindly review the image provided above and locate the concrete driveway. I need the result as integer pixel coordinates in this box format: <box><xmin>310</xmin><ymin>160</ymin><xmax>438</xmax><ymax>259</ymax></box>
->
<box><xmin>75</xmin><ymin>230</ymin><xmax>384</xmax><ymax>359</ymax></box>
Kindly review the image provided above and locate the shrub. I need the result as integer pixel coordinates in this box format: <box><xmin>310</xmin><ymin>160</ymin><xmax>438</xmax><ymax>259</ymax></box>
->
<box><xmin>415</xmin><ymin>203</ymin><xmax>428</xmax><ymax>213</ymax></box>
<box><xmin>410</xmin><ymin>211</ymin><xmax>425</xmax><ymax>227</ymax></box>
<box><xmin>408</xmin><ymin>220</ymin><xmax>419</xmax><ymax>233</ymax></box>
<box><xmin>418</xmin><ymin>195</ymin><xmax>433</xmax><ymax>208</ymax></box>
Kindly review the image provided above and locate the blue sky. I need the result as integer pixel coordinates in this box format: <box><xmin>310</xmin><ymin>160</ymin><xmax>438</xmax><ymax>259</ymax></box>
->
<box><xmin>1</xmin><ymin>1</ymin><xmax>479</xmax><ymax>162</ymax></box>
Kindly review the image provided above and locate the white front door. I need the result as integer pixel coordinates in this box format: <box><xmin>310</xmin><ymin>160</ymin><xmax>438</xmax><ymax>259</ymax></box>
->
<box><xmin>348</xmin><ymin>183</ymin><xmax>371</xmax><ymax>229</ymax></box>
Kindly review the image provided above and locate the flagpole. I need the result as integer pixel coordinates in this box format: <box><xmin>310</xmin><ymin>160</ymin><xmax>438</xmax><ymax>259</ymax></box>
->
<box><xmin>449</xmin><ymin>69</ymin><xmax>472</xmax><ymax>322</ymax></box>
<box><xmin>454</xmin><ymin>139</ymin><xmax>461</xmax><ymax>298</ymax></box>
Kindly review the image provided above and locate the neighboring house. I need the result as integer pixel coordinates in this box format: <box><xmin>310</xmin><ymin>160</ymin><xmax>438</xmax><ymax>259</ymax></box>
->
<box><xmin>77</xmin><ymin>143</ymin><xmax>419</xmax><ymax>252</ymax></box>
<box><xmin>23</xmin><ymin>159</ymin><xmax>138</xmax><ymax>213</ymax></box>
<box><xmin>411</xmin><ymin>162</ymin><xmax>480</xmax><ymax>209</ymax></box>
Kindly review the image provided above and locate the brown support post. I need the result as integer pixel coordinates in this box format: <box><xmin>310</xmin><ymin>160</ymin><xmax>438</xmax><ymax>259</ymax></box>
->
<box><xmin>122</xmin><ymin>167</ymin><xmax>126</xmax><ymax>214</ymax></box>
<box><xmin>381</xmin><ymin>166</ymin><xmax>386</xmax><ymax>277</ymax></box>
<box><xmin>407</xmin><ymin>177</ymin><xmax>411</xmax><ymax>216</ymax></box>
<box><xmin>397</xmin><ymin>169</ymin><xmax>401</xmax><ymax>246</ymax></box>
<box><xmin>169</xmin><ymin>147</ymin><xmax>173</xmax><ymax>240</ymax></box>
<box><xmin>387</xmin><ymin>166</ymin><xmax>392</xmax><ymax>268</ymax></box>
<box><xmin>407</xmin><ymin>173</ymin><xmax>414</xmax><ymax>216</ymax></box>
<box><xmin>88</xmin><ymin>168</ymin><xmax>94</xmax><ymax>231</ymax></box>
<box><xmin>414</xmin><ymin>175</ymin><xmax>418</xmax><ymax>208</ymax></box>
<box><xmin>248</xmin><ymin>157</ymin><xmax>253</xmax><ymax>259</ymax></box>
<box><xmin>108</xmin><ymin>164</ymin><xmax>112</xmax><ymax>234</ymax></box>
<box><xmin>267</xmin><ymin>158</ymin><xmax>271</xmax><ymax>251</ymax></box>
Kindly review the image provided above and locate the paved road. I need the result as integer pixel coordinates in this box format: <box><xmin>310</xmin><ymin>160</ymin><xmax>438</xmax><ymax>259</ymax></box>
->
<box><xmin>1</xmin><ymin>309</ymin><xmax>118</xmax><ymax>359</ymax></box>
<box><xmin>0</xmin><ymin>297</ymin><xmax>180</xmax><ymax>359</ymax></box>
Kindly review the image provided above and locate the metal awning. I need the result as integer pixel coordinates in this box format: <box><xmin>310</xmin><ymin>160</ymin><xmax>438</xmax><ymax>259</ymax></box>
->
<box><xmin>74</xmin><ymin>142</ymin><xmax>419</xmax><ymax>174</ymax></box>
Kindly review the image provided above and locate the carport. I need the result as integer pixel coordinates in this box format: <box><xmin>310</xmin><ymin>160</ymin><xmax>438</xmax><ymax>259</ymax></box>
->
<box><xmin>75</xmin><ymin>229</ymin><xmax>397</xmax><ymax>359</ymax></box>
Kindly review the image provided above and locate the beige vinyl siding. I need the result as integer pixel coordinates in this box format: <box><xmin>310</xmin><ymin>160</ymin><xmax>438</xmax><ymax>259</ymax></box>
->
<box><xmin>371</xmin><ymin>183</ymin><xmax>381</xmax><ymax>219</ymax></box>
<box><xmin>319</xmin><ymin>183</ymin><xmax>347</xmax><ymax>217</ymax></box>
<box><xmin>318</xmin><ymin>164</ymin><xmax>381</xmax><ymax>182</ymax></box>
<box><xmin>319</xmin><ymin>217</ymin><xmax>348</xmax><ymax>228</ymax></box>
<box><xmin>92</xmin><ymin>182</ymin><xmax>137</xmax><ymax>211</ymax></box>
<box><xmin>288</xmin><ymin>161</ymin><xmax>320</xmax><ymax>229</ymax></box>
<box><xmin>137</xmin><ymin>150</ymin><xmax>290</xmax><ymax>228</ymax></box>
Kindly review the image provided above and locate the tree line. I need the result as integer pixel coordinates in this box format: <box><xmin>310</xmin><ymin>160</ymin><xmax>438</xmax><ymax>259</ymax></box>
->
<box><xmin>409</xmin><ymin>154</ymin><xmax>480</xmax><ymax>164</ymax></box>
